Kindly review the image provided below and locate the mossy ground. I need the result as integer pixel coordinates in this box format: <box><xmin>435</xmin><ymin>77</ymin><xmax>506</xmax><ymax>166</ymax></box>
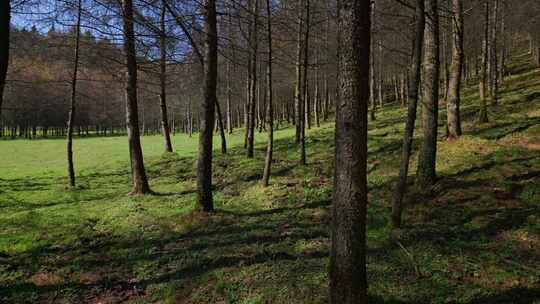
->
<box><xmin>1</xmin><ymin>50</ymin><xmax>539</xmax><ymax>303</ymax></box>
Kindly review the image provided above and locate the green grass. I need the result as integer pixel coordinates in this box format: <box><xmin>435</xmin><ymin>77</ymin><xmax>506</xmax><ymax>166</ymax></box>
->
<box><xmin>1</xmin><ymin>50</ymin><xmax>540</xmax><ymax>303</ymax></box>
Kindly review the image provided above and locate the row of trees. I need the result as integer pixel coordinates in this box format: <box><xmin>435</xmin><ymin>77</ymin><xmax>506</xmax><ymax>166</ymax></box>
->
<box><xmin>2</xmin><ymin>0</ymin><xmax>540</xmax><ymax>302</ymax></box>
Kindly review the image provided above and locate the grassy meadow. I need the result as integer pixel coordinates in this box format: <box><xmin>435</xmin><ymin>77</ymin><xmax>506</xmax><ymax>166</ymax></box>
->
<box><xmin>0</xmin><ymin>51</ymin><xmax>539</xmax><ymax>303</ymax></box>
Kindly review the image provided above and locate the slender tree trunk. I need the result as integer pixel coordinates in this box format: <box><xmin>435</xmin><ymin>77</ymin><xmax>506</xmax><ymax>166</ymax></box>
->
<box><xmin>215</xmin><ymin>98</ymin><xmax>227</xmax><ymax>154</ymax></box>
<box><xmin>226</xmin><ymin>8</ymin><xmax>235</xmax><ymax>134</ymax></box>
<box><xmin>300</xmin><ymin>0</ymin><xmax>309</xmax><ymax>165</ymax></box>
<box><xmin>369</xmin><ymin>0</ymin><xmax>376</xmax><ymax>120</ymax></box>
<box><xmin>294</xmin><ymin>0</ymin><xmax>304</xmax><ymax>144</ymax></box>
<box><xmin>262</xmin><ymin>0</ymin><xmax>273</xmax><ymax>187</ymax></box>
<box><xmin>478</xmin><ymin>1</ymin><xmax>489</xmax><ymax>123</ymax></box>
<box><xmin>490</xmin><ymin>0</ymin><xmax>499</xmax><ymax>104</ymax></box>
<box><xmin>416</xmin><ymin>0</ymin><xmax>440</xmax><ymax>190</ymax></box>
<box><xmin>160</xmin><ymin>0</ymin><xmax>173</xmax><ymax>153</ymax></box>
<box><xmin>246</xmin><ymin>0</ymin><xmax>259</xmax><ymax>158</ymax></box>
<box><xmin>391</xmin><ymin>0</ymin><xmax>425</xmax><ymax>228</ymax></box>
<box><xmin>314</xmin><ymin>48</ymin><xmax>320</xmax><ymax>128</ymax></box>
<box><xmin>323</xmin><ymin>10</ymin><xmax>330</xmax><ymax>121</ymax></box>
<box><xmin>447</xmin><ymin>0</ymin><xmax>463</xmax><ymax>139</ymax></box>
<box><xmin>122</xmin><ymin>0</ymin><xmax>151</xmax><ymax>195</ymax></box>
<box><xmin>66</xmin><ymin>0</ymin><xmax>82</xmax><ymax>188</ymax></box>
<box><xmin>0</xmin><ymin>0</ymin><xmax>10</xmax><ymax>119</ymax></box>
<box><xmin>330</xmin><ymin>0</ymin><xmax>370</xmax><ymax>302</ymax></box>
<box><xmin>197</xmin><ymin>0</ymin><xmax>218</xmax><ymax>212</ymax></box>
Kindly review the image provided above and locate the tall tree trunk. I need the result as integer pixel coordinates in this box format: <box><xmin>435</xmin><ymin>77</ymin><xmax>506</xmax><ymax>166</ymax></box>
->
<box><xmin>478</xmin><ymin>0</ymin><xmax>489</xmax><ymax>123</ymax></box>
<box><xmin>330</xmin><ymin>0</ymin><xmax>370</xmax><ymax>302</ymax></box>
<box><xmin>446</xmin><ymin>0</ymin><xmax>463</xmax><ymax>139</ymax></box>
<box><xmin>262</xmin><ymin>0</ymin><xmax>273</xmax><ymax>187</ymax></box>
<box><xmin>66</xmin><ymin>0</ymin><xmax>82</xmax><ymax>188</ymax></box>
<box><xmin>197</xmin><ymin>0</ymin><xmax>218</xmax><ymax>211</ymax></box>
<box><xmin>0</xmin><ymin>0</ymin><xmax>10</xmax><ymax>119</ymax></box>
<box><xmin>314</xmin><ymin>48</ymin><xmax>320</xmax><ymax>128</ymax></box>
<box><xmin>300</xmin><ymin>0</ymin><xmax>309</xmax><ymax>165</ymax></box>
<box><xmin>160</xmin><ymin>0</ymin><xmax>173</xmax><ymax>153</ymax></box>
<box><xmin>246</xmin><ymin>0</ymin><xmax>258</xmax><ymax>158</ymax></box>
<box><xmin>323</xmin><ymin>9</ymin><xmax>330</xmax><ymax>121</ymax></box>
<box><xmin>122</xmin><ymin>0</ymin><xmax>151</xmax><ymax>195</ymax></box>
<box><xmin>226</xmin><ymin>9</ymin><xmax>234</xmax><ymax>134</ymax></box>
<box><xmin>490</xmin><ymin>0</ymin><xmax>499</xmax><ymax>104</ymax></box>
<box><xmin>294</xmin><ymin>0</ymin><xmax>304</xmax><ymax>144</ymax></box>
<box><xmin>391</xmin><ymin>0</ymin><xmax>425</xmax><ymax>228</ymax></box>
<box><xmin>369</xmin><ymin>0</ymin><xmax>376</xmax><ymax>120</ymax></box>
<box><xmin>416</xmin><ymin>0</ymin><xmax>440</xmax><ymax>190</ymax></box>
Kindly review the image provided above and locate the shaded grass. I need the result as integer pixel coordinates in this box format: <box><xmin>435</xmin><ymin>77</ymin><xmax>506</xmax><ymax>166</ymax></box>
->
<box><xmin>0</xmin><ymin>51</ymin><xmax>539</xmax><ymax>303</ymax></box>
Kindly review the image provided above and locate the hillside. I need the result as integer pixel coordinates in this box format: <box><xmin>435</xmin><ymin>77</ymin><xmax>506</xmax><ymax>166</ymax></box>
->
<box><xmin>0</xmin><ymin>51</ymin><xmax>539</xmax><ymax>303</ymax></box>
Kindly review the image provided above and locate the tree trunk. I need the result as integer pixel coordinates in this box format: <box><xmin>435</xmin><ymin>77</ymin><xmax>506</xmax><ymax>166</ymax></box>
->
<box><xmin>300</xmin><ymin>0</ymin><xmax>309</xmax><ymax>165</ymax></box>
<box><xmin>416</xmin><ymin>0</ymin><xmax>440</xmax><ymax>190</ymax></box>
<box><xmin>446</xmin><ymin>0</ymin><xmax>463</xmax><ymax>139</ymax></box>
<box><xmin>160</xmin><ymin>0</ymin><xmax>173</xmax><ymax>153</ymax></box>
<box><xmin>294</xmin><ymin>0</ymin><xmax>304</xmax><ymax>144</ymax></box>
<box><xmin>369</xmin><ymin>0</ymin><xmax>376</xmax><ymax>120</ymax></box>
<box><xmin>490</xmin><ymin>0</ymin><xmax>499</xmax><ymax>104</ymax></box>
<box><xmin>66</xmin><ymin>0</ymin><xmax>82</xmax><ymax>188</ymax></box>
<box><xmin>215</xmin><ymin>98</ymin><xmax>227</xmax><ymax>154</ymax></box>
<box><xmin>330</xmin><ymin>0</ymin><xmax>370</xmax><ymax>302</ymax></box>
<box><xmin>0</xmin><ymin>0</ymin><xmax>10</xmax><ymax>119</ymax></box>
<box><xmin>196</xmin><ymin>0</ymin><xmax>218</xmax><ymax>212</ymax></box>
<box><xmin>262</xmin><ymin>0</ymin><xmax>273</xmax><ymax>187</ymax></box>
<box><xmin>391</xmin><ymin>0</ymin><xmax>425</xmax><ymax>228</ymax></box>
<box><xmin>293</xmin><ymin>0</ymin><xmax>306</xmax><ymax>144</ymax></box>
<box><xmin>246</xmin><ymin>0</ymin><xmax>259</xmax><ymax>158</ymax></box>
<box><xmin>478</xmin><ymin>1</ymin><xmax>489</xmax><ymax>123</ymax></box>
<box><xmin>122</xmin><ymin>0</ymin><xmax>151</xmax><ymax>195</ymax></box>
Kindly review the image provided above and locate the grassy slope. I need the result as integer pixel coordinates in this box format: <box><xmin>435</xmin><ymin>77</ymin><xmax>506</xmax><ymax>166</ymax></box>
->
<box><xmin>0</xmin><ymin>51</ymin><xmax>539</xmax><ymax>303</ymax></box>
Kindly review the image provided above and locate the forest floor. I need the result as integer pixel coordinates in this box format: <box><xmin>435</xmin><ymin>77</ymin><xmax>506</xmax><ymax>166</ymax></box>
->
<box><xmin>1</xmin><ymin>51</ymin><xmax>540</xmax><ymax>304</ymax></box>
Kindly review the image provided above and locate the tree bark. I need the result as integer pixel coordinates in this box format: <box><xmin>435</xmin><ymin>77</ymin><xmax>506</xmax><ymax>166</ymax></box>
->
<box><xmin>196</xmin><ymin>0</ymin><xmax>218</xmax><ymax>211</ymax></box>
<box><xmin>446</xmin><ymin>0</ymin><xmax>463</xmax><ymax>139</ymax></box>
<box><xmin>122</xmin><ymin>0</ymin><xmax>151</xmax><ymax>195</ymax></box>
<box><xmin>294</xmin><ymin>0</ymin><xmax>304</xmax><ymax>144</ymax></box>
<box><xmin>369</xmin><ymin>0</ymin><xmax>376</xmax><ymax>120</ymax></box>
<box><xmin>330</xmin><ymin>0</ymin><xmax>370</xmax><ymax>302</ymax></box>
<box><xmin>215</xmin><ymin>98</ymin><xmax>227</xmax><ymax>154</ymax></box>
<box><xmin>416</xmin><ymin>0</ymin><xmax>440</xmax><ymax>190</ymax></box>
<box><xmin>0</xmin><ymin>0</ymin><xmax>10</xmax><ymax>119</ymax></box>
<box><xmin>160</xmin><ymin>0</ymin><xmax>173</xmax><ymax>153</ymax></box>
<box><xmin>262</xmin><ymin>0</ymin><xmax>273</xmax><ymax>187</ymax></box>
<box><xmin>66</xmin><ymin>0</ymin><xmax>82</xmax><ymax>188</ymax></box>
<box><xmin>478</xmin><ymin>0</ymin><xmax>489</xmax><ymax>123</ymax></box>
<box><xmin>246</xmin><ymin>0</ymin><xmax>259</xmax><ymax>158</ymax></box>
<box><xmin>300</xmin><ymin>0</ymin><xmax>309</xmax><ymax>165</ymax></box>
<box><xmin>391</xmin><ymin>0</ymin><xmax>425</xmax><ymax>228</ymax></box>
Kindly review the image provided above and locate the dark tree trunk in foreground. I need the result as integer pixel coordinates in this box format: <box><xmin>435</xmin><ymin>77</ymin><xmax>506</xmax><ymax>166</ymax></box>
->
<box><xmin>246</xmin><ymin>0</ymin><xmax>258</xmax><ymax>158</ymax></box>
<box><xmin>122</xmin><ymin>0</ymin><xmax>151</xmax><ymax>195</ymax></box>
<box><xmin>262</xmin><ymin>0</ymin><xmax>273</xmax><ymax>187</ymax></box>
<box><xmin>391</xmin><ymin>0</ymin><xmax>425</xmax><ymax>229</ymax></box>
<box><xmin>416</xmin><ymin>0</ymin><xmax>440</xmax><ymax>189</ymax></box>
<box><xmin>446</xmin><ymin>0</ymin><xmax>463</xmax><ymax>139</ymax></box>
<box><xmin>160</xmin><ymin>0</ymin><xmax>173</xmax><ymax>153</ymax></box>
<box><xmin>478</xmin><ymin>1</ymin><xmax>489</xmax><ymax>123</ymax></box>
<box><xmin>0</xmin><ymin>0</ymin><xmax>10</xmax><ymax>119</ymax></box>
<box><xmin>330</xmin><ymin>0</ymin><xmax>370</xmax><ymax>302</ymax></box>
<box><xmin>66</xmin><ymin>0</ymin><xmax>82</xmax><ymax>187</ymax></box>
<box><xmin>197</xmin><ymin>0</ymin><xmax>218</xmax><ymax>211</ymax></box>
